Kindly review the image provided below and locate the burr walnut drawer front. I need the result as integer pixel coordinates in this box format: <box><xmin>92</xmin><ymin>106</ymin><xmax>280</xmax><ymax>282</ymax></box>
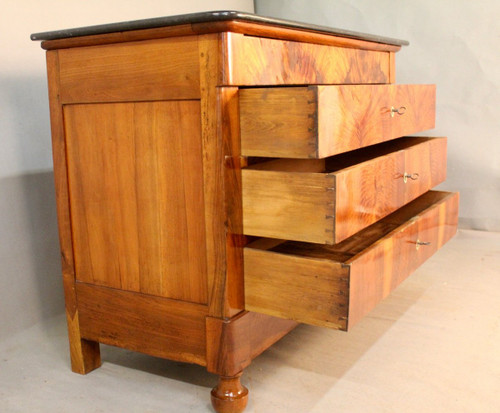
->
<box><xmin>244</xmin><ymin>191</ymin><xmax>459</xmax><ymax>331</ymax></box>
<box><xmin>239</xmin><ymin>84</ymin><xmax>436</xmax><ymax>158</ymax></box>
<box><xmin>242</xmin><ymin>136</ymin><xmax>447</xmax><ymax>244</ymax></box>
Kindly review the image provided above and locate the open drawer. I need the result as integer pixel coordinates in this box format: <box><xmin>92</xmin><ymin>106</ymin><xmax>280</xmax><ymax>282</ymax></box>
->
<box><xmin>240</xmin><ymin>84</ymin><xmax>436</xmax><ymax>158</ymax></box>
<box><xmin>242</xmin><ymin>136</ymin><xmax>447</xmax><ymax>244</ymax></box>
<box><xmin>244</xmin><ymin>191</ymin><xmax>459</xmax><ymax>331</ymax></box>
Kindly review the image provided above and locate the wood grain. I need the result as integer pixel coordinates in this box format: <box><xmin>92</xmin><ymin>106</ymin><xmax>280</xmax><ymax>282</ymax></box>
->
<box><xmin>40</xmin><ymin>20</ymin><xmax>401</xmax><ymax>53</ymax></box>
<box><xmin>223</xmin><ymin>33</ymin><xmax>391</xmax><ymax>86</ymax></box>
<box><xmin>198</xmin><ymin>34</ymin><xmax>232</xmax><ymax>318</ymax></box>
<box><xmin>58</xmin><ymin>37</ymin><xmax>200</xmax><ymax>103</ymax></box>
<box><xmin>220</xmin><ymin>87</ymin><xmax>246</xmax><ymax>316</ymax></box>
<box><xmin>64</xmin><ymin>101</ymin><xmax>208</xmax><ymax>304</ymax></box>
<box><xmin>242</xmin><ymin>170</ymin><xmax>334</xmax><ymax>244</ymax></box>
<box><xmin>206</xmin><ymin>312</ymin><xmax>298</xmax><ymax>376</ymax></box>
<box><xmin>76</xmin><ymin>282</ymin><xmax>207</xmax><ymax>365</ymax></box>
<box><xmin>242</xmin><ymin>137</ymin><xmax>447</xmax><ymax>244</ymax></box>
<box><xmin>244</xmin><ymin>191</ymin><xmax>459</xmax><ymax>330</ymax></box>
<box><xmin>347</xmin><ymin>191</ymin><xmax>459</xmax><ymax>328</ymax></box>
<box><xmin>239</xmin><ymin>84</ymin><xmax>436</xmax><ymax>158</ymax></box>
<box><xmin>334</xmin><ymin>137</ymin><xmax>447</xmax><ymax>241</ymax></box>
<box><xmin>46</xmin><ymin>50</ymin><xmax>101</xmax><ymax>374</ymax></box>
<box><xmin>211</xmin><ymin>372</ymin><xmax>248</xmax><ymax>413</ymax></box>
<box><xmin>244</xmin><ymin>248</ymin><xmax>350</xmax><ymax>330</ymax></box>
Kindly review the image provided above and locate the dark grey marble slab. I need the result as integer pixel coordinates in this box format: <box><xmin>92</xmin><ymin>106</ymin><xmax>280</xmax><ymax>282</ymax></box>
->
<box><xmin>30</xmin><ymin>10</ymin><xmax>408</xmax><ymax>46</ymax></box>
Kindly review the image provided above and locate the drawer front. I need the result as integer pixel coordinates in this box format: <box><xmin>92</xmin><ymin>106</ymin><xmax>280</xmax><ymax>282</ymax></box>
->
<box><xmin>244</xmin><ymin>191</ymin><xmax>459</xmax><ymax>330</ymax></box>
<box><xmin>346</xmin><ymin>191</ymin><xmax>459</xmax><ymax>328</ymax></box>
<box><xmin>240</xmin><ymin>84</ymin><xmax>436</xmax><ymax>158</ymax></box>
<box><xmin>242</xmin><ymin>137</ymin><xmax>447</xmax><ymax>244</ymax></box>
<box><xmin>225</xmin><ymin>33</ymin><xmax>392</xmax><ymax>86</ymax></box>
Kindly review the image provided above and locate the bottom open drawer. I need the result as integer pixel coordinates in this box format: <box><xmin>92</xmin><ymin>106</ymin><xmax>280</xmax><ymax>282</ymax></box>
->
<box><xmin>244</xmin><ymin>191</ymin><xmax>459</xmax><ymax>331</ymax></box>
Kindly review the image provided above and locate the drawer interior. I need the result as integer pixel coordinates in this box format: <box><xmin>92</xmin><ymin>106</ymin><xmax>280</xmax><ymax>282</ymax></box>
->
<box><xmin>246</xmin><ymin>136</ymin><xmax>435</xmax><ymax>174</ymax></box>
<box><xmin>249</xmin><ymin>190</ymin><xmax>452</xmax><ymax>261</ymax></box>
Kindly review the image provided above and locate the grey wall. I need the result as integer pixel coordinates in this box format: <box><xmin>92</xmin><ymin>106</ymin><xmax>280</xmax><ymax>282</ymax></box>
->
<box><xmin>255</xmin><ymin>0</ymin><xmax>500</xmax><ymax>232</ymax></box>
<box><xmin>1</xmin><ymin>0</ymin><xmax>254</xmax><ymax>340</ymax></box>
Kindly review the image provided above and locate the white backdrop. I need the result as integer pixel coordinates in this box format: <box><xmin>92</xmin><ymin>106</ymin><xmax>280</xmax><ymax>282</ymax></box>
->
<box><xmin>255</xmin><ymin>0</ymin><xmax>500</xmax><ymax>232</ymax></box>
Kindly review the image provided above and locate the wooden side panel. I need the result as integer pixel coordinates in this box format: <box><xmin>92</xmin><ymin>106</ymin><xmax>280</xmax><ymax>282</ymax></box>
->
<box><xmin>334</xmin><ymin>150</ymin><xmax>405</xmax><ymax>243</ymax></box>
<box><xmin>242</xmin><ymin>170</ymin><xmax>334</xmax><ymax>244</ymax></box>
<box><xmin>76</xmin><ymin>282</ymin><xmax>207</xmax><ymax>366</ymax></box>
<box><xmin>64</xmin><ymin>101</ymin><xmax>208</xmax><ymax>304</ymax></box>
<box><xmin>58</xmin><ymin>37</ymin><xmax>200</xmax><ymax>103</ymax></box>
<box><xmin>224</xmin><ymin>33</ymin><xmax>391</xmax><ymax>86</ymax></box>
<box><xmin>206</xmin><ymin>312</ymin><xmax>298</xmax><ymax>376</ymax></box>
<box><xmin>244</xmin><ymin>248</ymin><xmax>349</xmax><ymax>330</ymax></box>
<box><xmin>239</xmin><ymin>87</ymin><xmax>318</xmax><ymax>158</ymax></box>
<box><xmin>46</xmin><ymin>50</ymin><xmax>101</xmax><ymax>374</ymax></box>
<box><xmin>347</xmin><ymin>192</ymin><xmax>459</xmax><ymax>328</ymax></box>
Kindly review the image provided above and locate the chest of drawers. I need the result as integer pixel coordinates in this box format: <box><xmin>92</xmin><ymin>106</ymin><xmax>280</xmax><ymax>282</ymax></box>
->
<box><xmin>32</xmin><ymin>11</ymin><xmax>458</xmax><ymax>413</ymax></box>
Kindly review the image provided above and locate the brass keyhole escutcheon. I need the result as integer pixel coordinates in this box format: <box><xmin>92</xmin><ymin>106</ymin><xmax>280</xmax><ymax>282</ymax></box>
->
<box><xmin>391</xmin><ymin>106</ymin><xmax>407</xmax><ymax>117</ymax></box>
<box><xmin>403</xmin><ymin>172</ymin><xmax>419</xmax><ymax>183</ymax></box>
<box><xmin>415</xmin><ymin>239</ymin><xmax>431</xmax><ymax>250</ymax></box>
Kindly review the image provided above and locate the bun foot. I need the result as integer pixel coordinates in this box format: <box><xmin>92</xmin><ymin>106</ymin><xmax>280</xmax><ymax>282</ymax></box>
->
<box><xmin>211</xmin><ymin>372</ymin><xmax>249</xmax><ymax>413</ymax></box>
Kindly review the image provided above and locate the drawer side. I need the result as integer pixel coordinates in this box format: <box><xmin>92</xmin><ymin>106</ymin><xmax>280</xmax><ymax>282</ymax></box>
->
<box><xmin>244</xmin><ymin>248</ymin><xmax>349</xmax><ymax>330</ymax></box>
<box><xmin>239</xmin><ymin>87</ymin><xmax>319</xmax><ymax>158</ymax></box>
<box><xmin>242</xmin><ymin>169</ymin><xmax>335</xmax><ymax>244</ymax></box>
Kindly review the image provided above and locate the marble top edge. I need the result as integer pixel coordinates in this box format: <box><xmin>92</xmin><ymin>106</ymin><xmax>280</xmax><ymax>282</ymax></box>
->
<box><xmin>30</xmin><ymin>10</ymin><xmax>409</xmax><ymax>46</ymax></box>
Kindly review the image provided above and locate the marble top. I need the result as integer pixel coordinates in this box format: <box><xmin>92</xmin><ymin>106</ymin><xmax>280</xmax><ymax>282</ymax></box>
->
<box><xmin>30</xmin><ymin>10</ymin><xmax>409</xmax><ymax>46</ymax></box>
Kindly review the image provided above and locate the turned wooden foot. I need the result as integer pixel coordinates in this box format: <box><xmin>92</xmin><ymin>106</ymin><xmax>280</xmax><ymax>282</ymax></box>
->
<box><xmin>211</xmin><ymin>372</ymin><xmax>249</xmax><ymax>413</ymax></box>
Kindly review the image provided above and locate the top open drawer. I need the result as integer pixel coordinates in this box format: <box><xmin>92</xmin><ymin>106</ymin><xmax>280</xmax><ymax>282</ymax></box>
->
<box><xmin>239</xmin><ymin>84</ymin><xmax>436</xmax><ymax>158</ymax></box>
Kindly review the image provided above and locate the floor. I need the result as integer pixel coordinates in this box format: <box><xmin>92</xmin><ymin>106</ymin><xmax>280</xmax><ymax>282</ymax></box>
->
<box><xmin>1</xmin><ymin>229</ymin><xmax>499</xmax><ymax>413</ymax></box>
